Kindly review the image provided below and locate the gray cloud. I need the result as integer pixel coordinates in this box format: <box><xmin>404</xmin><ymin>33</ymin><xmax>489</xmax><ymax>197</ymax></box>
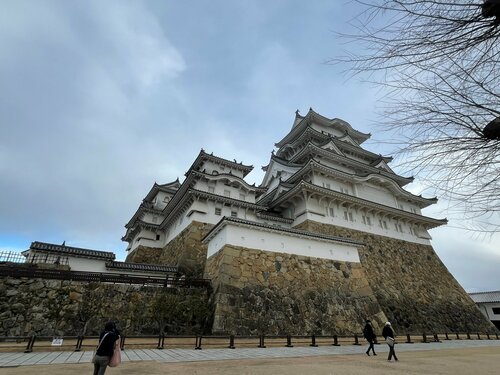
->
<box><xmin>0</xmin><ymin>1</ymin><xmax>497</xmax><ymax>292</ymax></box>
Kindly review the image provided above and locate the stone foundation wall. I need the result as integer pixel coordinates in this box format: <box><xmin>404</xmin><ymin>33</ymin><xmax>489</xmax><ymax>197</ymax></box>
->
<box><xmin>158</xmin><ymin>221</ymin><xmax>214</xmax><ymax>278</ymax></box>
<box><xmin>125</xmin><ymin>245</ymin><xmax>163</xmax><ymax>264</ymax></box>
<box><xmin>0</xmin><ymin>275</ymin><xmax>210</xmax><ymax>337</ymax></box>
<box><xmin>294</xmin><ymin>220</ymin><xmax>494</xmax><ymax>333</ymax></box>
<box><xmin>205</xmin><ymin>245</ymin><xmax>386</xmax><ymax>335</ymax></box>
<box><xmin>125</xmin><ymin>222</ymin><xmax>214</xmax><ymax>278</ymax></box>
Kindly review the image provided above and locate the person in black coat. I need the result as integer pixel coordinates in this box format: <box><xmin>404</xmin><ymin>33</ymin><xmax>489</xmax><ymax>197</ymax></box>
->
<box><xmin>382</xmin><ymin>321</ymin><xmax>398</xmax><ymax>361</ymax></box>
<box><xmin>363</xmin><ymin>320</ymin><xmax>377</xmax><ymax>356</ymax></box>
<box><xmin>93</xmin><ymin>321</ymin><xmax>120</xmax><ymax>375</ymax></box>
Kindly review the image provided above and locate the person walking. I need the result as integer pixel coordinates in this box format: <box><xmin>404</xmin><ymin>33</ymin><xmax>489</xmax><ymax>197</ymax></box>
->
<box><xmin>382</xmin><ymin>321</ymin><xmax>398</xmax><ymax>361</ymax></box>
<box><xmin>363</xmin><ymin>319</ymin><xmax>377</xmax><ymax>356</ymax></box>
<box><xmin>93</xmin><ymin>321</ymin><xmax>120</xmax><ymax>375</ymax></box>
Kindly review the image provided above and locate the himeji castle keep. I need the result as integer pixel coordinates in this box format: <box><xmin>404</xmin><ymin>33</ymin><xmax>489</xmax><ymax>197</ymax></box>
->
<box><xmin>122</xmin><ymin>108</ymin><xmax>490</xmax><ymax>335</ymax></box>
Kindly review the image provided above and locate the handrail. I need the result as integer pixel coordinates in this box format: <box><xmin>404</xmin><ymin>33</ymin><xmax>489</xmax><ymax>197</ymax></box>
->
<box><xmin>0</xmin><ymin>331</ymin><xmax>497</xmax><ymax>353</ymax></box>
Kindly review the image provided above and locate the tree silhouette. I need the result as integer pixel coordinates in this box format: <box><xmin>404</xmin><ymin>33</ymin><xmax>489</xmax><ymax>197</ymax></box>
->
<box><xmin>333</xmin><ymin>0</ymin><xmax>500</xmax><ymax>231</ymax></box>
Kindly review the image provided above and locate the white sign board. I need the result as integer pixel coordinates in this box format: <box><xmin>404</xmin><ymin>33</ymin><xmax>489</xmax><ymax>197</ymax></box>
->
<box><xmin>51</xmin><ymin>338</ymin><xmax>63</xmax><ymax>346</ymax></box>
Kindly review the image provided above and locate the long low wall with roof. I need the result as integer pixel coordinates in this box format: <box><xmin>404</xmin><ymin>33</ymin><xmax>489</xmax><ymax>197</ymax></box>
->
<box><xmin>0</xmin><ymin>275</ymin><xmax>210</xmax><ymax>337</ymax></box>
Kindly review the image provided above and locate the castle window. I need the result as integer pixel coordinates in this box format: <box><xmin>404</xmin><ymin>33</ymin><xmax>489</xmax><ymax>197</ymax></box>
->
<box><xmin>328</xmin><ymin>207</ymin><xmax>335</xmax><ymax>217</ymax></box>
<box><xmin>379</xmin><ymin>220</ymin><xmax>388</xmax><ymax>230</ymax></box>
<box><xmin>156</xmin><ymin>234</ymin><xmax>160</xmax><ymax>240</ymax></box>
<box><xmin>362</xmin><ymin>215</ymin><xmax>371</xmax><ymax>225</ymax></box>
<box><xmin>215</xmin><ymin>208</ymin><xmax>221</xmax><ymax>215</ymax></box>
<box><xmin>344</xmin><ymin>211</ymin><xmax>354</xmax><ymax>221</ymax></box>
<box><xmin>394</xmin><ymin>223</ymin><xmax>403</xmax><ymax>233</ymax></box>
<box><xmin>231</xmin><ymin>211</ymin><xmax>237</xmax><ymax>218</ymax></box>
<box><xmin>212</xmin><ymin>170</ymin><xmax>219</xmax><ymax>175</ymax></box>
<box><xmin>492</xmin><ymin>308</ymin><xmax>500</xmax><ymax>315</ymax></box>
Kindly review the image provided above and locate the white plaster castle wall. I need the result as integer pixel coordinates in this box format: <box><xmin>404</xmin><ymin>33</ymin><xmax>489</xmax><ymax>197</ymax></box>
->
<box><xmin>199</xmin><ymin>159</ymin><xmax>245</xmax><ymax>179</ymax></box>
<box><xmin>477</xmin><ymin>302</ymin><xmax>500</xmax><ymax>324</ymax></box>
<box><xmin>292</xmin><ymin>199</ymin><xmax>432</xmax><ymax>245</ymax></box>
<box><xmin>68</xmin><ymin>257</ymin><xmax>108</xmax><ymax>272</ymax></box>
<box><xmin>163</xmin><ymin>199</ymin><xmax>261</xmax><ymax>245</ymax></box>
<box><xmin>207</xmin><ymin>223</ymin><xmax>360</xmax><ymax>263</ymax></box>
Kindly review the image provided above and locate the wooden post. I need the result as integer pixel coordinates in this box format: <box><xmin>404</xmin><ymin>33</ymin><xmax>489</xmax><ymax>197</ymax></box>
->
<box><xmin>120</xmin><ymin>335</ymin><xmax>126</xmax><ymax>350</ymax></box>
<box><xmin>310</xmin><ymin>334</ymin><xmax>318</xmax><ymax>347</ymax></box>
<box><xmin>258</xmin><ymin>334</ymin><xmax>266</xmax><ymax>348</ymax></box>
<box><xmin>195</xmin><ymin>336</ymin><xmax>202</xmax><ymax>350</ymax></box>
<box><xmin>24</xmin><ymin>335</ymin><xmax>35</xmax><ymax>353</ymax></box>
<box><xmin>286</xmin><ymin>334</ymin><xmax>293</xmax><ymax>348</ymax></box>
<box><xmin>353</xmin><ymin>334</ymin><xmax>361</xmax><ymax>346</ymax></box>
<box><xmin>228</xmin><ymin>335</ymin><xmax>235</xmax><ymax>349</ymax></box>
<box><xmin>332</xmin><ymin>335</ymin><xmax>340</xmax><ymax>346</ymax></box>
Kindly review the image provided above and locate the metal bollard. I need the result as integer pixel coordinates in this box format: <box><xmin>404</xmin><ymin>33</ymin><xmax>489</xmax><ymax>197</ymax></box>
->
<box><xmin>496</xmin><ymin>333</ymin><xmax>499</xmax><ymax>340</ymax></box>
<box><xmin>286</xmin><ymin>334</ymin><xmax>293</xmax><ymax>348</ymax></box>
<box><xmin>258</xmin><ymin>334</ymin><xmax>266</xmax><ymax>348</ymax></box>
<box><xmin>486</xmin><ymin>333</ymin><xmax>490</xmax><ymax>340</ymax></box>
<box><xmin>406</xmin><ymin>334</ymin><xmax>413</xmax><ymax>344</ymax></box>
<box><xmin>332</xmin><ymin>335</ymin><xmax>340</xmax><ymax>346</ymax></box>
<box><xmin>433</xmin><ymin>333</ymin><xmax>441</xmax><ymax>343</ymax></box>
<box><xmin>228</xmin><ymin>335</ymin><xmax>235</xmax><ymax>349</ymax></box>
<box><xmin>422</xmin><ymin>333</ymin><xmax>428</xmax><ymax>343</ymax></box>
<box><xmin>310</xmin><ymin>334</ymin><xmax>318</xmax><ymax>347</ymax></box>
<box><xmin>456</xmin><ymin>332</ymin><xmax>460</xmax><ymax>340</ymax></box>
<box><xmin>444</xmin><ymin>332</ymin><xmax>450</xmax><ymax>340</ymax></box>
<box><xmin>353</xmin><ymin>334</ymin><xmax>361</xmax><ymax>346</ymax></box>
<box><xmin>467</xmin><ymin>332</ymin><xmax>471</xmax><ymax>340</ymax></box>
<box><xmin>476</xmin><ymin>332</ymin><xmax>481</xmax><ymax>340</ymax></box>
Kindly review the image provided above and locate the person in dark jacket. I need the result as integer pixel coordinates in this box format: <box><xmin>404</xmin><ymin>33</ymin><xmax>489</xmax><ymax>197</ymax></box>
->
<box><xmin>382</xmin><ymin>321</ymin><xmax>398</xmax><ymax>361</ymax></box>
<box><xmin>93</xmin><ymin>321</ymin><xmax>120</xmax><ymax>375</ymax></box>
<box><xmin>363</xmin><ymin>319</ymin><xmax>377</xmax><ymax>356</ymax></box>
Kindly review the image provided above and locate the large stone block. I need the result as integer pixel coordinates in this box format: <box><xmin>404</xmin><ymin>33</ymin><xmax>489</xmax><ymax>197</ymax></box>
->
<box><xmin>206</xmin><ymin>245</ymin><xmax>385</xmax><ymax>335</ymax></box>
<box><xmin>294</xmin><ymin>220</ymin><xmax>494</xmax><ymax>333</ymax></box>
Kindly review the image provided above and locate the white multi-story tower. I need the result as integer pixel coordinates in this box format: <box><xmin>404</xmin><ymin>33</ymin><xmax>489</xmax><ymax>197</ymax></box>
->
<box><xmin>258</xmin><ymin>108</ymin><xmax>446</xmax><ymax>244</ymax></box>
<box><xmin>123</xmin><ymin>109</ymin><xmax>491</xmax><ymax>335</ymax></box>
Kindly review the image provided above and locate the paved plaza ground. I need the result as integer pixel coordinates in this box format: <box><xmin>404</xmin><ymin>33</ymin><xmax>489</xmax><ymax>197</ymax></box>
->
<box><xmin>0</xmin><ymin>340</ymin><xmax>499</xmax><ymax>374</ymax></box>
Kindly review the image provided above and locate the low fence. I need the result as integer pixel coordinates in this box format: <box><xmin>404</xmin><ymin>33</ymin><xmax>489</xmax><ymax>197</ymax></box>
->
<box><xmin>0</xmin><ymin>264</ymin><xmax>211</xmax><ymax>288</ymax></box>
<box><xmin>0</xmin><ymin>251</ymin><xmax>26</xmax><ymax>264</ymax></box>
<box><xmin>1</xmin><ymin>331</ymin><xmax>499</xmax><ymax>353</ymax></box>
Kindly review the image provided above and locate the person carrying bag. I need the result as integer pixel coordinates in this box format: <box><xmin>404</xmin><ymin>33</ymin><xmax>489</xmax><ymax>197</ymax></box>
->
<box><xmin>93</xmin><ymin>321</ymin><xmax>121</xmax><ymax>375</ymax></box>
<box><xmin>382</xmin><ymin>321</ymin><xmax>398</xmax><ymax>362</ymax></box>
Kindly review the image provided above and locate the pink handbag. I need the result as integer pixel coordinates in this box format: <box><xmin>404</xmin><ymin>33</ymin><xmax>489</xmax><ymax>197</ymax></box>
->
<box><xmin>108</xmin><ymin>337</ymin><xmax>121</xmax><ymax>367</ymax></box>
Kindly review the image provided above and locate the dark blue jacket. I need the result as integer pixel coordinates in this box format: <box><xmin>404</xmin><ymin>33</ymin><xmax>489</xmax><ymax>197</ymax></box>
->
<box><xmin>96</xmin><ymin>330</ymin><xmax>120</xmax><ymax>358</ymax></box>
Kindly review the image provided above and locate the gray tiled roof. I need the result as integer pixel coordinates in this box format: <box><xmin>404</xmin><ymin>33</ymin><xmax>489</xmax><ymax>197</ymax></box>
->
<box><xmin>106</xmin><ymin>261</ymin><xmax>178</xmax><ymax>273</ymax></box>
<box><xmin>469</xmin><ymin>291</ymin><xmax>500</xmax><ymax>304</ymax></box>
<box><xmin>30</xmin><ymin>241</ymin><xmax>115</xmax><ymax>260</ymax></box>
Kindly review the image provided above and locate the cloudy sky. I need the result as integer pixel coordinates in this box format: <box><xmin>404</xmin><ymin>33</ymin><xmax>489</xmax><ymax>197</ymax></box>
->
<box><xmin>1</xmin><ymin>0</ymin><xmax>498</xmax><ymax>292</ymax></box>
